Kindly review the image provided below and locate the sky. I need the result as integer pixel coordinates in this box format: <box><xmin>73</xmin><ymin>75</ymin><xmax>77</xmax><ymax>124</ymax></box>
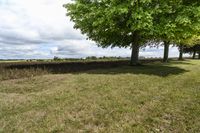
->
<box><xmin>0</xmin><ymin>0</ymin><xmax>187</xmax><ymax>59</ymax></box>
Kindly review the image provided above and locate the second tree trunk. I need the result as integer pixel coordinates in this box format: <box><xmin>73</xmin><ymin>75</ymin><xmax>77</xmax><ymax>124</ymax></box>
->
<box><xmin>179</xmin><ymin>44</ymin><xmax>183</xmax><ymax>60</ymax></box>
<box><xmin>193</xmin><ymin>51</ymin><xmax>196</xmax><ymax>59</ymax></box>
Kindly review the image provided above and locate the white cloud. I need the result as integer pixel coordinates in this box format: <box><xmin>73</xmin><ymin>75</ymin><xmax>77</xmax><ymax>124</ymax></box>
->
<box><xmin>0</xmin><ymin>0</ymin><xmax>183</xmax><ymax>59</ymax></box>
<box><xmin>0</xmin><ymin>0</ymin><xmax>83</xmax><ymax>43</ymax></box>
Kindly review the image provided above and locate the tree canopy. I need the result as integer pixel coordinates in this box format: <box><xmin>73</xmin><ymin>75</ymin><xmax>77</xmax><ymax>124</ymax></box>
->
<box><xmin>65</xmin><ymin>0</ymin><xmax>159</xmax><ymax>47</ymax></box>
<box><xmin>64</xmin><ymin>0</ymin><xmax>200</xmax><ymax>64</ymax></box>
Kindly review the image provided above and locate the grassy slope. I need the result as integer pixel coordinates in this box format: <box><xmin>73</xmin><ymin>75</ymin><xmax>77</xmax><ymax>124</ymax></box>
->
<box><xmin>0</xmin><ymin>60</ymin><xmax>200</xmax><ymax>132</ymax></box>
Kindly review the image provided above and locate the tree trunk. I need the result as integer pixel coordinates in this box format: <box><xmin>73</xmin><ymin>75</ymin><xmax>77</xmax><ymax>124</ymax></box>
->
<box><xmin>178</xmin><ymin>44</ymin><xmax>183</xmax><ymax>60</ymax></box>
<box><xmin>130</xmin><ymin>32</ymin><xmax>140</xmax><ymax>65</ymax></box>
<box><xmin>131</xmin><ymin>44</ymin><xmax>140</xmax><ymax>65</ymax></box>
<box><xmin>163</xmin><ymin>41</ymin><xmax>170</xmax><ymax>63</ymax></box>
<box><xmin>198</xmin><ymin>52</ymin><xmax>200</xmax><ymax>59</ymax></box>
<box><xmin>193</xmin><ymin>50</ymin><xmax>196</xmax><ymax>59</ymax></box>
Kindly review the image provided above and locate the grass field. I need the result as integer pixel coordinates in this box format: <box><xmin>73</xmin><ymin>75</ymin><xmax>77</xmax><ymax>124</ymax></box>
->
<box><xmin>0</xmin><ymin>59</ymin><xmax>200</xmax><ymax>132</ymax></box>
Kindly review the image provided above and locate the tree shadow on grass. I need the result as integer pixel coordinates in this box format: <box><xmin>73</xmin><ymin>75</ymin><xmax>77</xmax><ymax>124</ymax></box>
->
<box><xmin>84</xmin><ymin>64</ymin><xmax>189</xmax><ymax>77</ymax></box>
<box><xmin>4</xmin><ymin>60</ymin><xmax>189</xmax><ymax>78</ymax></box>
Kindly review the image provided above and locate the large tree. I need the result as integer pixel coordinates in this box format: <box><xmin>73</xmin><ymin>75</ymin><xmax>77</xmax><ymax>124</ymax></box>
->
<box><xmin>64</xmin><ymin>0</ymin><xmax>165</xmax><ymax>65</ymax></box>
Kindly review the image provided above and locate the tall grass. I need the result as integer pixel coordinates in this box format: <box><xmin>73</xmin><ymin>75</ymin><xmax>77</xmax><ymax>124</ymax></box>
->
<box><xmin>0</xmin><ymin>66</ymin><xmax>48</xmax><ymax>81</ymax></box>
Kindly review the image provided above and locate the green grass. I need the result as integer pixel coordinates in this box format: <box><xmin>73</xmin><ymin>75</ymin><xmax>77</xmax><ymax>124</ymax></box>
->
<box><xmin>0</xmin><ymin>60</ymin><xmax>200</xmax><ymax>132</ymax></box>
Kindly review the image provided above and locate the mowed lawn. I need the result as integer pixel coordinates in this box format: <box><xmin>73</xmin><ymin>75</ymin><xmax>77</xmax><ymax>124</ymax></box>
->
<box><xmin>0</xmin><ymin>60</ymin><xmax>200</xmax><ymax>132</ymax></box>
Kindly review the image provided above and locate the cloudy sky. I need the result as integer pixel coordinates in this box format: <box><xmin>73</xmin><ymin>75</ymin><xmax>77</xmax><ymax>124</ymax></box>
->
<box><xmin>0</xmin><ymin>0</ymin><xmax>185</xmax><ymax>59</ymax></box>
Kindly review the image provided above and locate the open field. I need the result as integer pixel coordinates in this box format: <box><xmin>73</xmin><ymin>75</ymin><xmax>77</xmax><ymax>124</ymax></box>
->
<box><xmin>0</xmin><ymin>59</ymin><xmax>200</xmax><ymax>132</ymax></box>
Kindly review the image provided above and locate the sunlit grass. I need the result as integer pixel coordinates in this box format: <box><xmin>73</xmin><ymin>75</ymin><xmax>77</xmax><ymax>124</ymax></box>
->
<box><xmin>0</xmin><ymin>60</ymin><xmax>200</xmax><ymax>132</ymax></box>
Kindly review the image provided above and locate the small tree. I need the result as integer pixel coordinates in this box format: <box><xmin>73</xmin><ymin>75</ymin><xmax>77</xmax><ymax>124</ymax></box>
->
<box><xmin>178</xmin><ymin>36</ymin><xmax>199</xmax><ymax>60</ymax></box>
